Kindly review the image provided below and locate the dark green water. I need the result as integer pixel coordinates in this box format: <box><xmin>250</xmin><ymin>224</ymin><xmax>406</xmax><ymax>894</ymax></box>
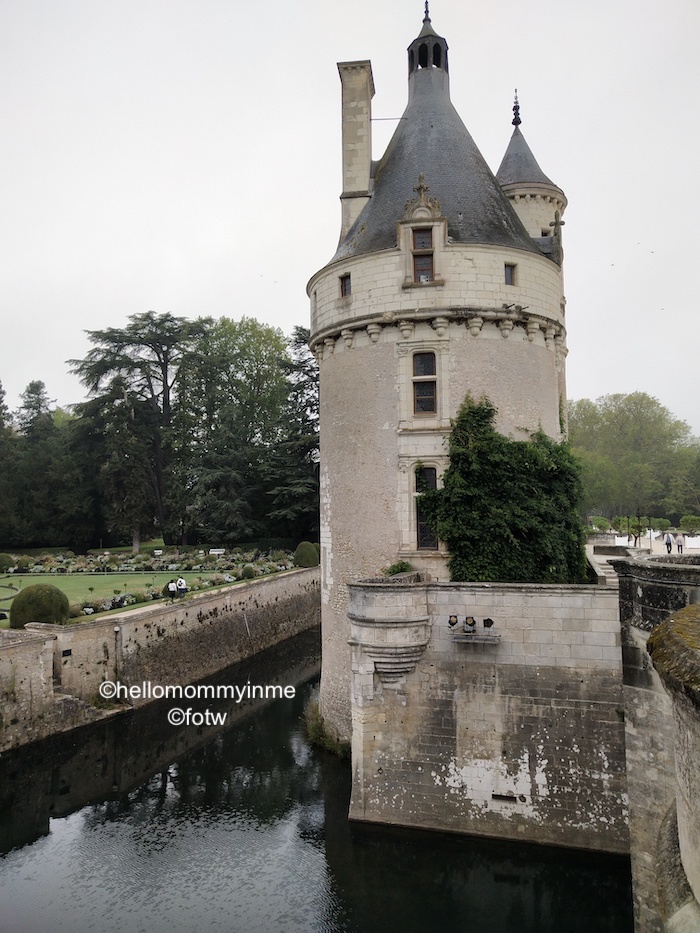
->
<box><xmin>0</xmin><ymin>631</ymin><xmax>633</xmax><ymax>933</ymax></box>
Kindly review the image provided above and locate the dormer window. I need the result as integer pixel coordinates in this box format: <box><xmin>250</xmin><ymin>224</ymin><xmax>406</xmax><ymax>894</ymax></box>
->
<box><xmin>413</xmin><ymin>228</ymin><xmax>433</xmax><ymax>283</ymax></box>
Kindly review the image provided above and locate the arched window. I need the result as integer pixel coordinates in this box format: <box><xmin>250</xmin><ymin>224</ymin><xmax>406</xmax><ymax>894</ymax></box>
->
<box><xmin>432</xmin><ymin>44</ymin><xmax>441</xmax><ymax>68</ymax></box>
<box><xmin>418</xmin><ymin>43</ymin><xmax>429</xmax><ymax>69</ymax></box>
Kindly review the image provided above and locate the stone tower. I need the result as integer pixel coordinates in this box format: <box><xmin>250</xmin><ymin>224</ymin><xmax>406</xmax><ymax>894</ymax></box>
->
<box><xmin>308</xmin><ymin>6</ymin><xmax>568</xmax><ymax>740</ymax></box>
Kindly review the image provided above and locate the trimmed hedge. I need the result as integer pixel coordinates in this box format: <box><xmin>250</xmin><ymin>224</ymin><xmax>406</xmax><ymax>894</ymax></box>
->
<box><xmin>10</xmin><ymin>584</ymin><xmax>70</xmax><ymax>629</ymax></box>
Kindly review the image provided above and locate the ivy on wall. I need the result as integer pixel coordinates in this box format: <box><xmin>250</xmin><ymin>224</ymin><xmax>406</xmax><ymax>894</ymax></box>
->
<box><xmin>418</xmin><ymin>396</ymin><xmax>588</xmax><ymax>584</ymax></box>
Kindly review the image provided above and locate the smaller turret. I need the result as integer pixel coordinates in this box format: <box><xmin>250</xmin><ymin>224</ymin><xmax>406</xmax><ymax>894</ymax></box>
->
<box><xmin>496</xmin><ymin>92</ymin><xmax>567</xmax><ymax>264</ymax></box>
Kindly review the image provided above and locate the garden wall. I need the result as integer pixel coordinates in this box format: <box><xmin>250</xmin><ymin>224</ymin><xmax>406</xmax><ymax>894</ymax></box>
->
<box><xmin>0</xmin><ymin>568</ymin><xmax>320</xmax><ymax>752</ymax></box>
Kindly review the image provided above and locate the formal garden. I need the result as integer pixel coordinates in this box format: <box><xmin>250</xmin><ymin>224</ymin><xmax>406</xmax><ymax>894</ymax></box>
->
<box><xmin>0</xmin><ymin>542</ymin><xmax>319</xmax><ymax>628</ymax></box>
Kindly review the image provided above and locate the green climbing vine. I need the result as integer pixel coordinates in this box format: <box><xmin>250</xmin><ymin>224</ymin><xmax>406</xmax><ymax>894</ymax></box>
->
<box><xmin>417</xmin><ymin>395</ymin><xmax>588</xmax><ymax>584</ymax></box>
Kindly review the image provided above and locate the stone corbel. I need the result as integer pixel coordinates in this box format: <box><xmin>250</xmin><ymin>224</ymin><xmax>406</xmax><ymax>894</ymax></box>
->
<box><xmin>398</xmin><ymin>320</ymin><xmax>415</xmax><ymax>340</ymax></box>
<box><xmin>467</xmin><ymin>316</ymin><xmax>483</xmax><ymax>337</ymax></box>
<box><xmin>323</xmin><ymin>337</ymin><xmax>336</xmax><ymax>355</ymax></box>
<box><xmin>499</xmin><ymin>319</ymin><xmax>514</xmax><ymax>339</ymax></box>
<box><xmin>341</xmin><ymin>328</ymin><xmax>354</xmax><ymax>348</ymax></box>
<box><xmin>348</xmin><ymin>614</ymin><xmax>430</xmax><ymax>684</ymax></box>
<box><xmin>431</xmin><ymin>316</ymin><xmax>449</xmax><ymax>337</ymax></box>
<box><xmin>544</xmin><ymin>326</ymin><xmax>555</xmax><ymax>349</ymax></box>
<box><xmin>526</xmin><ymin>320</ymin><xmax>540</xmax><ymax>343</ymax></box>
<box><xmin>366</xmin><ymin>323</ymin><xmax>382</xmax><ymax>343</ymax></box>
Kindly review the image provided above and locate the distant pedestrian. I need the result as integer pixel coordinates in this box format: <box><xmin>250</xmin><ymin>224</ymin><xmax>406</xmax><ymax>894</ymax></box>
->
<box><xmin>676</xmin><ymin>534</ymin><xmax>684</xmax><ymax>555</ymax></box>
<box><xmin>167</xmin><ymin>579</ymin><xmax>177</xmax><ymax>600</ymax></box>
<box><xmin>664</xmin><ymin>532</ymin><xmax>673</xmax><ymax>554</ymax></box>
<box><xmin>176</xmin><ymin>576</ymin><xmax>187</xmax><ymax>599</ymax></box>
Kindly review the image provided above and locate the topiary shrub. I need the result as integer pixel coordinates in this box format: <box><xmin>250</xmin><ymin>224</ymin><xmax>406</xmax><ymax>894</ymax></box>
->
<box><xmin>241</xmin><ymin>565</ymin><xmax>256</xmax><ymax>580</ymax></box>
<box><xmin>16</xmin><ymin>556</ymin><xmax>32</xmax><ymax>572</ymax></box>
<box><xmin>0</xmin><ymin>553</ymin><xmax>14</xmax><ymax>573</ymax></box>
<box><xmin>294</xmin><ymin>541</ymin><xmax>319</xmax><ymax>568</ymax></box>
<box><xmin>10</xmin><ymin>584</ymin><xmax>70</xmax><ymax>629</ymax></box>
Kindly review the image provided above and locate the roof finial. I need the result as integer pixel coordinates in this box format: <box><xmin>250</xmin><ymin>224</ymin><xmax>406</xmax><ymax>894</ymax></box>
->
<box><xmin>512</xmin><ymin>89</ymin><xmax>521</xmax><ymax>127</ymax></box>
<box><xmin>424</xmin><ymin>1</ymin><xmax>430</xmax><ymax>23</ymax></box>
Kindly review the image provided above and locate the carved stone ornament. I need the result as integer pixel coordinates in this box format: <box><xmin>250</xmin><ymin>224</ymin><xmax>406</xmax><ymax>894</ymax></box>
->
<box><xmin>398</xmin><ymin>320</ymin><xmax>415</xmax><ymax>340</ymax></box>
<box><xmin>499</xmin><ymin>319</ymin><xmax>514</xmax><ymax>338</ymax></box>
<box><xmin>323</xmin><ymin>337</ymin><xmax>336</xmax><ymax>355</ymax></box>
<box><xmin>431</xmin><ymin>316</ymin><xmax>449</xmax><ymax>337</ymax></box>
<box><xmin>366</xmin><ymin>323</ymin><xmax>382</xmax><ymax>343</ymax></box>
<box><xmin>526</xmin><ymin>320</ymin><xmax>540</xmax><ymax>342</ymax></box>
<box><xmin>403</xmin><ymin>173</ymin><xmax>442</xmax><ymax>220</ymax></box>
<box><xmin>341</xmin><ymin>328</ymin><xmax>354</xmax><ymax>348</ymax></box>
<box><xmin>467</xmin><ymin>316</ymin><xmax>483</xmax><ymax>337</ymax></box>
<box><xmin>348</xmin><ymin>613</ymin><xmax>430</xmax><ymax>684</ymax></box>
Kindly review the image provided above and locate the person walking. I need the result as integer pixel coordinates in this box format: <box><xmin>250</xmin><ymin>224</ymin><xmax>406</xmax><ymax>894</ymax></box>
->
<box><xmin>167</xmin><ymin>579</ymin><xmax>177</xmax><ymax>601</ymax></box>
<box><xmin>664</xmin><ymin>532</ymin><xmax>673</xmax><ymax>554</ymax></box>
<box><xmin>176</xmin><ymin>576</ymin><xmax>187</xmax><ymax>599</ymax></box>
<box><xmin>676</xmin><ymin>533</ymin><xmax>684</xmax><ymax>555</ymax></box>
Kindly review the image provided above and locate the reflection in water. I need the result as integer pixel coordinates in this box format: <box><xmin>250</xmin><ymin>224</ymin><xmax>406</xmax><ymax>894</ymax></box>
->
<box><xmin>0</xmin><ymin>632</ymin><xmax>633</xmax><ymax>933</ymax></box>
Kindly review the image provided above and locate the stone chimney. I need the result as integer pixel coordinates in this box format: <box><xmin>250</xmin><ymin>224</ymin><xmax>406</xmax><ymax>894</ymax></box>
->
<box><xmin>338</xmin><ymin>60</ymin><xmax>374</xmax><ymax>241</ymax></box>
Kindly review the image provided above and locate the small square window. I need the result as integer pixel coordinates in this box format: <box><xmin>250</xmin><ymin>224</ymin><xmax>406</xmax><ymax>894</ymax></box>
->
<box><xmin>413</xmin><ymin>352</ymin><xmax>436</xmax><ymax>377</ymax></box>
<box><xmin>504</xmin><ymin>264</ymin><xmax>516</xmax><ymax>286</ymax></box>
<box><xmin>413</xmin><ymin>228</ymin><xmax>432</xmax><ymax>250</ymax></box>
<box><xmin>414</xmin><ymin>254</ymin><xmax>433</xmax><ymax>283</ymax></box>
<box><xmin>414</xmin><ymin>381</ymin><xmax>437</xmax><ymax>414</ymax></box>
<box><xmin>340</xmin><ymin>274</ymin><xmax>351</xmax><ymax>297</ymax></box>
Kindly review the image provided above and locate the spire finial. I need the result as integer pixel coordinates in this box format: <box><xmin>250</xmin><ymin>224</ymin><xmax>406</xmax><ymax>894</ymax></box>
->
<box><xmin>512</xmin><ymin>89</ymin><xmax>521</xmax><ymax>127</ymax></box>
<box><xmin>423</xmin><ymin>1</ymin><xmax>430</xmax><ymax>23</ymax></box>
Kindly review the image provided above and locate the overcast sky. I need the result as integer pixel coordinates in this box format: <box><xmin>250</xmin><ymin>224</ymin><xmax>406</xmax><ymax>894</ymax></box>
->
<box><xmin>1</xmin><ymin>0</ymin><xmax>698</xmax><ymax>434</ymax></box>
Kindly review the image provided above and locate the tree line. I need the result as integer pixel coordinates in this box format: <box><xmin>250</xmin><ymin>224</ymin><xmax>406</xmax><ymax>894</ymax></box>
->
<box><xmin>567</xmin><ymin>392</ymin><xmax>700</xmax><ymax>527</ymax></box>
<box><xmin>0</xmin><ymin>313</ymin><xmax>319</xmax><ymax>552</ymax></box>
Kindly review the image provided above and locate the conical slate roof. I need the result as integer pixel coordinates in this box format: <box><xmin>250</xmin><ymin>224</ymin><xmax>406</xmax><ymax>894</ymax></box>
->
<box><xmin>332</xmin><ymin>49</ymin><xmax>541</xmax><ymax>263</ymax></box>
<box><xmin>496</xmin><ymin>125</ymin><xmax>557</xmax><ymax>188</ymax></box>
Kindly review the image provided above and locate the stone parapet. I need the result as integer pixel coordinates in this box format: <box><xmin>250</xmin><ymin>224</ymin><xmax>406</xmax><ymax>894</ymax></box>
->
<box><xmin>648</xmin><ymin>606</ymin><xmax>700</xmax><ymax>927</ymax></box>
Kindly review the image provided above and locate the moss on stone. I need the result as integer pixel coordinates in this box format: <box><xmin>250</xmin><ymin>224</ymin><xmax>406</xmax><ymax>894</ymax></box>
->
<box><xmin>648</xmin><ymin>605</ymin><xmax>700</xmax><ymax>701</ymax></box>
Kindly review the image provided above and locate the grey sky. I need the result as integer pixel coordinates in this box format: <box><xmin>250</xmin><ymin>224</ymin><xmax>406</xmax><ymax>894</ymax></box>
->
<box><xmin>2</xmin><ymin>0</ymin><xmax>698</xmax><ymax>433</ymax></box>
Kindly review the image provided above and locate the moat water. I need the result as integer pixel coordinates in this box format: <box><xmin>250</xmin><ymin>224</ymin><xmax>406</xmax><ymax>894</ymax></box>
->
<box><xmin>0</xmin><ymin>630</ymin><xmax>633</xmax><ymax>933</ymax></box>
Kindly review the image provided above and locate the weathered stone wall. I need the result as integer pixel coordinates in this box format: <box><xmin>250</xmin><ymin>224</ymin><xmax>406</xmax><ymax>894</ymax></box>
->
<box><xmin>648</xmin><ymin>607</ymin><xmax>700</xmax><ymax>931</ymax></box>
<box><xmin>0</xmin><ymin>569</ymin><xmax>320</xmax><ymax>751</ymax></box>
<box><xmin>347</xmin><ymin>578</ymin><xmax>628</xmax><ymax>853</ymax></box>
<box><xmin>614</xmin><ymin>556</ymin><xmax>700</xmax><ymax>932</ymax></box>
<box><xmin>0</xmin><ymin>629</ymin><xmax>320</xmax><ymax>854</ymax></box>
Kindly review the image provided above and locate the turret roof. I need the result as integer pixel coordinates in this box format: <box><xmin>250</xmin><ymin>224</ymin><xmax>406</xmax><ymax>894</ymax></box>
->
<box><xmin>331</xmin><ymin>17</ymin><xmax>541</xmax><ymax>264</ymax></box>
<box><xmin>496</xmin><ymin>125</ymin><xmax>557</xmax><ymax>188</ymax></box>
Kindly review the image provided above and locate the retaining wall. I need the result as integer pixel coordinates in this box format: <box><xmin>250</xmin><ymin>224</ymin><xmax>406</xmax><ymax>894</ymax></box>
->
<box><xmin>0</xmin><ymin>568</ymin><xmax>320</xmax><ymax>752</ymax></box>
<box><xmin>348</xmin><ymin>576</ymin><xmax>628</xmax><ymax>853</ymax></box>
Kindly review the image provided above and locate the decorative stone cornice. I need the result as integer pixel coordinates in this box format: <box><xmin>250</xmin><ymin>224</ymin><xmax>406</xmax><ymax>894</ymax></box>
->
<box><xmin>310</xmin><ymin>307</ymin><xmax>566</xmax><ymax>361</ymax></box>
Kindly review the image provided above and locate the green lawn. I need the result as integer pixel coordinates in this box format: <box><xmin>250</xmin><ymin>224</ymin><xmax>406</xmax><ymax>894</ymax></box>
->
<box><xmin>0</xmin><ymin>571</ymin><xmax>223</xmax><ymax>626</ymax></box>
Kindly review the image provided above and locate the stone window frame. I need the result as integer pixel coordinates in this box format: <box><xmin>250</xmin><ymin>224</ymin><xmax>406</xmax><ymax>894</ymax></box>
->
<box><xmin>504</xmin><ymin>263</ymin><xmax>517</xmax><ymax>286</ymax></box>
<box><xmin>412</xmin><ymin>350</ymin><xmax>437</xmax><ymax>415</ymax></box>
<box><xmin>397</xmin><ymin>338</ymin><xmax>450</xmax><ymax>432</ymax></box>
<box><xmin>399</xmin><ymin>218</ymin><xmax>446</xmax><ymax>289</ymax></box>
<box><xmin>396</xmin><ymin>455</ymin><xmax>446</xmax><ymax>557</ymax></box>
<box><xmin>414</xmin><ymin>464</ymin><xmax>438</xmax><ymax>550</ymax></box>
<box><xmin>339</xmin><ymin>273</ymin><xmax>352</xmax><ymax>298</ymax></box>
